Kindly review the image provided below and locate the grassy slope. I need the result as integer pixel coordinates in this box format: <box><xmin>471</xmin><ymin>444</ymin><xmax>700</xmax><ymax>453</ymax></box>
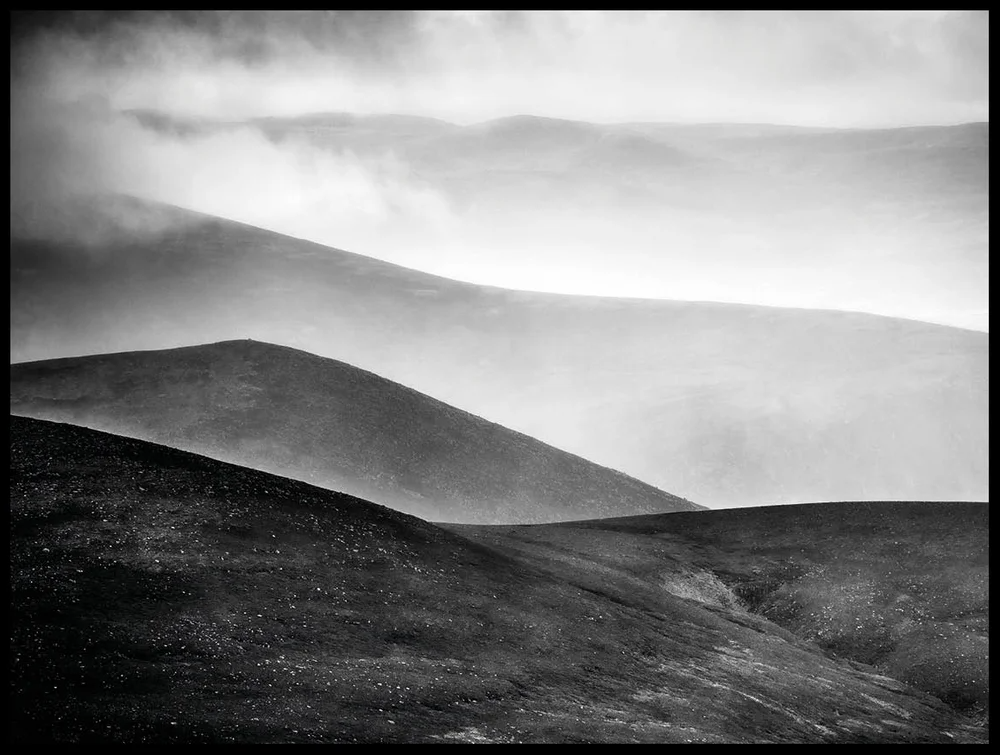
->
<box><xmin>8</xmin><ymin>340</ymin><xmax>698</xmax><ymax>524</ymax></box>
<box><xmin>9</xmin><ymin>416</ymin><xmax>984</xmax><ymax>743</ymax></box>
<box><xmin>451</xmin><ymin>501</ymin><xmax>990</xmax><ymax>723</ymax></box>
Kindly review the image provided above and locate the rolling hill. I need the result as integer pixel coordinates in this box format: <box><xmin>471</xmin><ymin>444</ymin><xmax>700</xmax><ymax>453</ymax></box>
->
<box><xmin>8</xmin><ymin>340</ymin><xmax>699</xmax><ymax>524</ymax></box>
<box><xmin>10</xmin><ymin>416</ymin><xmax>986</xmax><ymax>743</ymax></box>
<box><xmin>451</xmin><ymin>500</ymin><xmax>990</xmax><ymax>723</ymax></box>
<box><xmin>10</xmin><ymin>202</ymin><xmax>988</xmax><ymax>508</ymax></box>
<box><xmin>117</xmin><ymin>112</ymin><xmax>989</xmax><ymax>272</ymax></box>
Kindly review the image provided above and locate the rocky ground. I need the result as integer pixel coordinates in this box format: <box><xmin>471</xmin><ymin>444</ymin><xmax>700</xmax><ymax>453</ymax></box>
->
<box><xmin>9</xmin><ymin>416</ymin><xmax>988</xmax><ymax>743</ymax></box>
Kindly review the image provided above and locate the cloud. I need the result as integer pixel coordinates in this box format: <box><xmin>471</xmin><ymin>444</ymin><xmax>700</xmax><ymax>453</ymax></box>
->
<box><xmin>10</xmin><ymin>11</ymin><xmax>989</xmax><ymax>126</ymax></box>
<box><xmin>10</xmin><ymin>80</ymin><xmax>455</xmax><ymax>249</ymax></box>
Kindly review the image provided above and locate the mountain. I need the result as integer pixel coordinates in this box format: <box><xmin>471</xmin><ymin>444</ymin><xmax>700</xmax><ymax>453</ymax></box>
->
<box><xmin>114</xmin><ymin>112</ymin><xmax>988</xmax><ymax>325</ymax></box>
<box><xmin>8</xmin><ymin>340</ymin><xmax>698</xmax><ymax>524</ymax></box>
<box><xmin>452</xmin><ymin>500</ymin><xmax>990</xmax><ymax>722</ymax></box>
<box><xmin>10</xmin><ymin>203</ymin><xmax>988</xmax><ymax>508</ymax></box>
<box><xmin>10</xmin><ymin>416</ymin><xmax>985</xmax><ymax>743</ymax></box>
<box><xmin>128</xmin><ymin>112</ymin><xmax>987</xmax><ymax>279</ymax></box>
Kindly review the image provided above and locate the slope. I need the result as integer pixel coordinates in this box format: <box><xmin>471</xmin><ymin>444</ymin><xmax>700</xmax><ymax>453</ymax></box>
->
<box><xmin>451</xmin><ymin>501</ymin><xmax>990</xmax><ymax>723</ymax></box>
<box><xmin>10</xmin><ymin>203</ymin><xmax>988</xmax><ymax>508</ymax></box>
<box><xmin>158</xmin><ymin>113</ymin><xmax>987</xmax><ymax>321</ymax></box>
<box><xmin>9</xmin><ymin>416</ymin><xmax>985</xmax><ymax>743</ymax></box>
<box><xmin>8</xmin><ymin>340</ymin><xmax>699</xmax><ymax>524</ymax></box>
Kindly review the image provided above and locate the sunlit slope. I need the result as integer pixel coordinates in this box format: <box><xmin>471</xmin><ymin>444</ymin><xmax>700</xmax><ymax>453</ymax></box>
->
<box><xmin>195</xmin><ymin>114</ymin><xmax>989</xmax><ymax>329</ymax></box>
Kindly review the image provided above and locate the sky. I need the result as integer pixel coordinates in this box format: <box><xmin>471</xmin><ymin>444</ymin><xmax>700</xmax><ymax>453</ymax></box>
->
<box><xmin>11</xmin><ymin>10</ymin><xmax>989</xmax><ymax>126</ymax></box>
<box><xmin>9</xmin><ymin>11</ymin><xmax>990</xmax><ymax>330</ymax></box>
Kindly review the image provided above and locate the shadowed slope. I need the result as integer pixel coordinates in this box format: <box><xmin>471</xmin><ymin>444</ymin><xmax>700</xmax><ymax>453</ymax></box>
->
<box><xmin>9</xmin><ymin>205</ymin><xmax>988</xmax><ymax>508</ymax></box>
<box><xmin>9</xmin><ymin>417</ymin><xmax>985</xmax><ymax>743</ymax></box>
<box><xmin>452</xmin><ymin>501</ymin><xmax>990</xmax><ymax>723</ymax></box>
<box><xmin>9</xmin><ymin>340</ymin><xmax>699</xmax><ymax>524</ymax></box>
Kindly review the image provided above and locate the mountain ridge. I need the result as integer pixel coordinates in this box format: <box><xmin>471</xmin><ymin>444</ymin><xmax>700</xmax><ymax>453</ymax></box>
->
<box><xmin>10</xmin><ymin>338</ymin><xmax>701</xmax><ymax>524</ymax></box>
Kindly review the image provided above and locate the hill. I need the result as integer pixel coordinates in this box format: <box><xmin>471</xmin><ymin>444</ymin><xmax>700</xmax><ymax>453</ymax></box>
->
<box><xmin>8</xmin><ymin>340</ymin><xmax>698</xmax><ymax>524</ymax></box>
<box><xmin>9</xmin><ymin>416</ymin><xmax>985</xmax><ymax>743</ymax></box>
<box><xmin>10</xmin><ymin>202</ymin><xmax>988</xmax><ymax>508</ymax></box>
<box><xmin>452</xmin><ymin>501</ymin><xmax>990</xmax><ymax>723</ymax></box>
<box><xmin>143</xmin><ymin>113</ymin><xmax>986</xmax><ymax>283</ymax></box>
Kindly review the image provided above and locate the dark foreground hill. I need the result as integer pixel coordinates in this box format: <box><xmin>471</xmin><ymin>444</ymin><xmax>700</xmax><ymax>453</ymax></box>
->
<box><xmin>9</xmin><ymin>417</ymin><xmax>985</xmax><ymax>743</ymax></box>
<box><xmin>8</xmin><ymin>340</ymin><xmax>698</xmax><ymax>523</ymax></box>
<box><xmin>452</xmin><ymin>501</ymin><xmax>990</xmax><ymax>725</ymax></box>
<box><xmin>10</xmin><ymin>202</ymin><xmax>988</xmax><ymax>509</ymax></box>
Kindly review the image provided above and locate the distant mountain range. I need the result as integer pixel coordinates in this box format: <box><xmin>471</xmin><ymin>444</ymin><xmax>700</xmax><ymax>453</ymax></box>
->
<box><xmin>122</xmin><ymin>113</ymin><xmax>988</xmax><ymax>269</ymax></box>
<box><xmin>9</xmin><ymin>340</ymin><xmax>699</xmax><ymax>523</ymax></box>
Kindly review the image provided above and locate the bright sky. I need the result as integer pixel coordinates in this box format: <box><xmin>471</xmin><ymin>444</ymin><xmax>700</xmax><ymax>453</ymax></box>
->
<box><xmin>13</xmin><ymin>10</ymin><xmax>989</xmax><ymax>126</ymax></box>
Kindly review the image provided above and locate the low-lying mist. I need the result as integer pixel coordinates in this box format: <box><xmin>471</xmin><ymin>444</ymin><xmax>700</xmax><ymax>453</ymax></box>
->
<box><xmin>10</xmin><ymin>97</ymin><xmax>989</xmax><ymax>331</ymax></box>
<box><xmin>10</xmin><ymin>96</ymin><xmax>453</xmax><ymax>251</ymax></box>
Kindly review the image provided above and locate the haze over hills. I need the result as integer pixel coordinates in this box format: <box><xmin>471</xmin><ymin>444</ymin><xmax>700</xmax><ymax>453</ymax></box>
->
<box><xmin>8</xmin><ymin>340</ymin><xmax>699</xmax><ymax>524</ymax></box>
<box><xmin>10</xmin><ymin>204</ymin><xmax>988</xmax><ymax>508</ymax></box>
<box><xmin>9</xmin><ymin>11</ymin><xmax>988</xmax><ymax>746</ymax></box>
<box><xmin>117</xmin><ymin>111</ymin><xmax>988</xmax><ymax>331</ymax></box>
<box><xmin>10</xmin><ymin>416</ymin><xmax>986</xmax><ymax>743</ymax></box>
